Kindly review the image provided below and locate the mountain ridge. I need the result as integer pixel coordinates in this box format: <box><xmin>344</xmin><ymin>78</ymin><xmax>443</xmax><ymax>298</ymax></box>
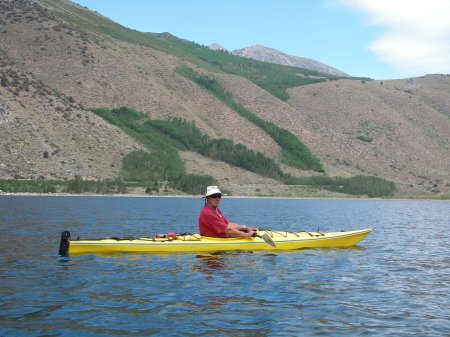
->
<box><xmin>232</xmin><ymin>44</ymin><xmax>348</xmax><ymax>76</ymax></box>
<box><xmin>208</xmin><ymin>43</ymin><xmax>349</xmax><ymax>76</ymax></box>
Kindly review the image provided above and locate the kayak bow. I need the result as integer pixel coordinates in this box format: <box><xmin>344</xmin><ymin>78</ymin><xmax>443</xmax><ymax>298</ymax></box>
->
<box><xmin>60</xmin><ymin>228</ymin><xmax>372</xmax><ymax>255</ymax></box>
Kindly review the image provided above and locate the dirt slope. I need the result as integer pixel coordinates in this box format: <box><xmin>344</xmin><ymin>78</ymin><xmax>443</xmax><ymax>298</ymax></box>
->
<box><xmin>287</xmin><ymin>78</ymin><xmax>450</xmax><ymax>195</ymax></box>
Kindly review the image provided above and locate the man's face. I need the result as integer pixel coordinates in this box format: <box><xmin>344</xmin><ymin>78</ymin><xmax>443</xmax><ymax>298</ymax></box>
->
<box><xmin>206</xmin><ymin>194</ymin><xmax>221</xmax><ymax>208</ymax></box>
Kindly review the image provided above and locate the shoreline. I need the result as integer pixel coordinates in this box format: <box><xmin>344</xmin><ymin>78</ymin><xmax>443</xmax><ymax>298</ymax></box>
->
<box><xmin>0</xmin><ymin>192</ymin><xmax>448</xmax><ymax>201</ymax></box>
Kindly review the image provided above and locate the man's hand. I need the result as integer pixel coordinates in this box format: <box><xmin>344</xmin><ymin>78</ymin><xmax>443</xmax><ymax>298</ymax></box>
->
<box><xmin>241</xmin><ymin>225</ymin><xmax>258</xmax><ymax>233</ymax></box>
<box><xmin>240</xmin><ymin>229</ymin><xmax>256</xmax><ymax>237</ymax></box>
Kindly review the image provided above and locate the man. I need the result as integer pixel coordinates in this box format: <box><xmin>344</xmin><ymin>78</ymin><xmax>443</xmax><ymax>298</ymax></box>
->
<box><xmin>198</xmin><ymin>186</ymin><xmax>258</xmax><ymax>238</ymax></box>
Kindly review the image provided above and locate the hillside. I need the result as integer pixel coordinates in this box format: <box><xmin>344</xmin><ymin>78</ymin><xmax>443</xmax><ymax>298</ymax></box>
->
<box><xmin>287</xmin><ymin>76</ymin><xmax>450</xmax><ymax>196</ymax></box>
<box><xmin>0</xmin><ymin>0</ymin><xmax>449</xmax><ymax>198</ymax></box>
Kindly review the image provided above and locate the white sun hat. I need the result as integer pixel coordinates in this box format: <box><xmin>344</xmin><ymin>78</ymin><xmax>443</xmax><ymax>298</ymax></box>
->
<box><xmin>204</xmin><ymin>186</ymin><xmax>222</xmax><ymax>197</ymax></box>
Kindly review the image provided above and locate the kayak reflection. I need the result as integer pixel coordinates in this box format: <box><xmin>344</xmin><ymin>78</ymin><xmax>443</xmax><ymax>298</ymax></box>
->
<box><xmin>194</xmin><ymin>251</ymin><xmax>234</xmax><ymax>278</ymax></box>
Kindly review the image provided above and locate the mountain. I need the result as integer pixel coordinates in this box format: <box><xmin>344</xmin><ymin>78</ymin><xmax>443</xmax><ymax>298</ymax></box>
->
<box><xmin>233</xmin><ymin>45</ymin><xmax>348</xmax><ymax>76</ymax></box>
<box><xmin>208</xmin><ymin>43</ymin><xmax>228</xmax><ymax>52</ymax></box>
<box><xmin>0</xmin><ymin>0</ymin><xmax>449</xmax><ymax>198</ymax></box>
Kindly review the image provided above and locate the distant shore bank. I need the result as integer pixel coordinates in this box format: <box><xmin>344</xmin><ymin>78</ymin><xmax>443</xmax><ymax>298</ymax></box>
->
<box><xmin>0</xmin><ymin>191</ymin><xmax>448</xmax><ymax>201</ymax></box>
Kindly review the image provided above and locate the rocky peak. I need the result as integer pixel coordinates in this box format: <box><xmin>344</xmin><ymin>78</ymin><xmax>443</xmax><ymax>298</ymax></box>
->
<box><xmin>233</xmin><ymin>44</ymin><xmax>348</xmax><ymax>76</ymax></box>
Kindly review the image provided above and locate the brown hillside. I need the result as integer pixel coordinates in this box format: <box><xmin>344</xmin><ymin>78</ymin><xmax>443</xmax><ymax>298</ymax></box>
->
<box><xmin>287</xmin><ymin>78</ymin><xmax>450</xmax><ymax>196</ymax></box>
<box><xmin>384</xmin><ymin>75</ymin><xmax>450</xmax><ymax>118</ymax></box>
<box><xmin>198</xmin><ymin>73</ymin><xmax>450</xmax><ymax>196</ymax></box>
<box><xmin>0</xmin><ymin>0</ymin><xmax>280</xmax><ymax>158</ymax></box>
<box><xmin>0</xmin><ymin>55</ymin><xmax>140</xmax><ymax>179</ymax></box>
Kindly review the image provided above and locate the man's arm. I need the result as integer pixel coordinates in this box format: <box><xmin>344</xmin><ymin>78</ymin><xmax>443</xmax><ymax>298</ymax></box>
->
<box><xmin>223</xmin><ymin>222</ymin><xmax>258</xmax><ymax>238</ymax></box>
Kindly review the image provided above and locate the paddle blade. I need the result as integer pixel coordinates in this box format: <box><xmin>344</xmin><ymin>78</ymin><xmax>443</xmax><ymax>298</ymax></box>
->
<box><xmin>260</xmin><ymin>233</ymin><xmax>276</xmax><ymax>247</ymax></box>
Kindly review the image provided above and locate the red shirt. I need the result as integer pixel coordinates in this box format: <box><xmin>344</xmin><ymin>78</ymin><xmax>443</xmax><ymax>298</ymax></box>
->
<box><xmin>198</xmin><ymin>205</ymin><xmax>229</xmax><ymax>237</ymax></box>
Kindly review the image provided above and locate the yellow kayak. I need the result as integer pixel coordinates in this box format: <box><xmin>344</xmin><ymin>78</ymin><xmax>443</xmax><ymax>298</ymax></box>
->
<box><xmin>59</xmin><ymin>229</ymin><xmax>372</xmax><ymax>255</ymax></box>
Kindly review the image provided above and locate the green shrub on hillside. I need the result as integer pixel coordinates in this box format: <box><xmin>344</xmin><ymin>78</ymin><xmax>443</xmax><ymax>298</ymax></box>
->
<box><xmin>0</xmin><ymin>178</ymin><xmax>57</xmax><ymax>193</ymax></box>
<box><xmin>120</xmin><ymin>149</ymin><xmax>217</xmax><ymax>195</ymax></box>
<box><xmin>94</xmin><ymin>106</ymin><xmax>142</xmax><ymax>125</ymax></box>
<box><xmin>94</xmin><ymin>107</ymin><xmax>178</xmax><ymax>151</ymax></box>
<box><xmin>146</xmin><ymin>118</ymin><xmax>285</xmax><ymax>179</ymax></box>
<box><xmin>356</xmin><ymin>135</ymin><xmax>373</xmax><ymax>143</ymax></box>
<box><xmin>0</xmin><ymin>173</ymin><xmax>396</xmax><ymax>198</ymax></box>
<box><xmin>94</xmin><ymin>108</ymin><xmax>287</xmax><ymax>181</ymax></box>
<box><xmin>121</xmin><ymin>149</ymin><xmax>185</xmax><ymax>182</ymax></box>
<box><xmin>145</xmin><ymin>118</ymin><xmax>208</xmax><ymax>152</ymax></box>
<box><xmin>66</xmin><ymin>176</ymin><xmax>128</xmax><ymax>194</ymax></box>
<box><xmin>333</xmin><ymin>175</ymin><xmax>396</xmax><ymax>197</ymax></box>
<box><xmin>93</xmin><ymin>107</ymin><xmax>396</xmax><ymax>197</ymax></box>
<box><xmin>93</xmin><ymin>108</ymin><xmax>221</xmax><ymax>193</ymax></box>
<box><xmin>0</xmin><ymin>177</ymin><xmax>128</xmax><ymax>194</ymax></box>
<box><xmin>170</xmin><ymin>174</ymin><xmax>217</xmax><ymax>195</ymax></box>
<box><xmin>284</xmin><ymin>174</ymin><xmax>396</xmax><ymax>197</ymax></box>
<box><xmin>177</xmin><ymin>66</ymin><xmax>324</xmax><ymax>172</ymax></box>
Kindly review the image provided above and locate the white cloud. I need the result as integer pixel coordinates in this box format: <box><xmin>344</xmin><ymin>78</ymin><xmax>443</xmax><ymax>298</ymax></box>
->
<box><xmin>339</xmin><ymin>0</ymin><xmax>450</xmax><ymax>76</ymax></box>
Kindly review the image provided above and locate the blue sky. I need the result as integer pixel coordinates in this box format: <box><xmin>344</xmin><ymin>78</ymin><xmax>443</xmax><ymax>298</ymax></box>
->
<box><xmin>74</xmin><ymin>0</ymin><xmax>450</xmax><ymax>80</ymax></box>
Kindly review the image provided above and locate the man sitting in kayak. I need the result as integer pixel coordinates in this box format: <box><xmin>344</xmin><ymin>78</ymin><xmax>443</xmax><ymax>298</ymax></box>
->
<box><xmin>198</xmin><ymin>186</ymin><xmax>258</xmax><ymax>238</ymax></box>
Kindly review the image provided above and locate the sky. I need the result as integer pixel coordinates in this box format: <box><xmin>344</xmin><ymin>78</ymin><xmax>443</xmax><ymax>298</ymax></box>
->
<box><xmin>74</xmin><ymin>0</ymin><xmax>450</xmax><ymax>80</ymax></box>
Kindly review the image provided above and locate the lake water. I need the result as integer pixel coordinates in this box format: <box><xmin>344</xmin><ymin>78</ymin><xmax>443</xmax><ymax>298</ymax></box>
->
<box><xmin>0</xmin><ymin>196</ymin><xmax>449</xmax><ymax>337</ymax></box>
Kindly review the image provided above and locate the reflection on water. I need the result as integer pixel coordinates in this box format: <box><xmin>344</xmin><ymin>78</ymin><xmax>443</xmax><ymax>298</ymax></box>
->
<box><xmin>0</xmin><ymin>196</ymin><xmax>449</xmax><ymax>337</ymax></box>
<box><xmin>195</xmin><ymin>252</ymin><xmax>230</xmax><ymax>276</ymax></box>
